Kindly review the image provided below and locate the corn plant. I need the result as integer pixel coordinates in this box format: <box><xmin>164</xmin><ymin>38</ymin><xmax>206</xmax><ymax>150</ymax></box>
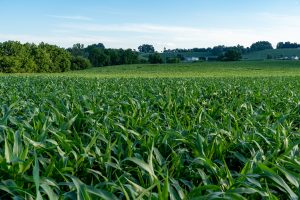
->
<box><xmin>0</xmin><ymin>76</ymin><xmax>300</xmax><ymax>199</ymax></box>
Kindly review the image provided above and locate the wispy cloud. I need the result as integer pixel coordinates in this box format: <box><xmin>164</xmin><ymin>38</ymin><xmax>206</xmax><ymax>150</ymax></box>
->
<box><xmin>47</xmin><ymin>15</ymin><xmax>92</xmax><ymax>21</ymax></box>
<box><xmin>0</xmin><ymin>34</ymin><xmax>119</xmax><ymax>47</ymax></box>
<box><xmin>58</xmin><ymin>23</ymin><xmax>268</xmax><ymax>43</ymax></box>
<box><xmin>2</xmin><ymin>20</ymin><xmax>300</xmax><ymax>51</ymax></box>
<box><xmin>60</xmin><ymin>23</ymin><xmax>255</xmax><ymax>35</ymax></box>
<box><xmin>258</xmin><ymin>13</ymin><xmax>300</xmax><ymax>27</ymax></box>
<box><xmin>55</xmin><ymin>22</ymin><xmax>300</xmax><ymax>50</ymax></box>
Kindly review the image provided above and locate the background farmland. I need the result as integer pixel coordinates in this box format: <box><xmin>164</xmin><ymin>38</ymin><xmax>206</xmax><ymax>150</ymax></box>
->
<box><xmin>159</xmin><ymin>49</ymin><xmax>300</xmax><ymax>61</ymax></box>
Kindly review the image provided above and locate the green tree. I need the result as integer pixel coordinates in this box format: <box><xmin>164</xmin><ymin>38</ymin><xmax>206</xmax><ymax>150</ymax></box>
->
<box><xmin>0</xmin><ymin>56</ymin><xmax>21</xmax><ymax>72</ymax></box>
<box><xmin>220</xmin><ymin>49</ymin><xmax>242</xmax><ymax>61</ymax></box>
<box><xmin>87</xmin><ymin>43</ymin><xmax>105</xmax><ymax>50</ymax></box>
<box><xmin>39</xmin><ymin>43</ymin><xmax>72</xmax><ymax>72</ymax></box>
<box><xmin>148</xmin><ymin>53</ymin><xmax>163</xmax><ymax>64</ymax></box>
<box><xmin>71</xmin><ymin>56</ymin><xmax>92</xmax><ymax>70</ymax></box>
<box><xmin>32</xmin><ymin>46</ymin><xmax>52</xmax><ymax>72</ymax></box>
<box><xmin>0</xmin><ymin>41</ymin><xmax>31</xmax><ymax>72</ymax></box>
<box><xmin>138</xmin><ymin>44</ymin><xmax>155</xmax><ymax>53</ymax></box>
<box><xmin>212</xmin><ymin>45</ymin><xmax>226</xmax><ymax>56</ymax></box>
<box><xmin>121</xmin><ymin>49</ymin><xmax>139</xmax><ymax>64</ymax></box>
<box><xmin>276</xmin><ymin>42</ymin><xmax>300</xmax><ymax>49</ymax></box>
<box><xmin>68</xmin><ymin>43</ymin><xmax>86</xmax><ymax>57</ymax></box>
<box><xmin>88</xmin><ymin>48</ymin><xmax>110</xmax><ymax>67</ymax></box>
<box><xmin>166</xmin><ymin>57</ymin><xmax>180</xmax><ymax>63</ymax></box>
<box><xmin>105</xmin><ymin>49</ymin><xmax>120</xmax><ymax>65</ymax></box>
<box><xmin>250</xmin><ymin>41</ymin><xmax>273</xmax><ymax>52</ymax></box>
<box><xmin>0</xmin><ymin>41</ymin><xmax>86</xmax><ymax>73</ymax></box>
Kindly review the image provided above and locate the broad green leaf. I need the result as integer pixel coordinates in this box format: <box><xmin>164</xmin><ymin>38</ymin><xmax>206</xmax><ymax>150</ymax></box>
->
<box><xmin>33</xmin><ymin>152</ymin><xmax>42</xmax><ymax>200</ymax></box>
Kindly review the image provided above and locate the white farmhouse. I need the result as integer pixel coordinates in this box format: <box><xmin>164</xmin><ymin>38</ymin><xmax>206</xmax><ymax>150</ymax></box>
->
<box><xmin>185</xmin><ymin>57</ymin><xmax>199</xmax><ymax>62</ymax></box>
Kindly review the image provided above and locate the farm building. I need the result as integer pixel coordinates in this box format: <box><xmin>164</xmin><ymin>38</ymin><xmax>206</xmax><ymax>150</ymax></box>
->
<box><xmin>185</xmin><ymin>57</ymin><xmax>199</xmax><ymax>62</ymax></box>
<box><xmin>278</xmin><ymin>56</ymin><xmax>299</xmax><ymax>60</ymax></box>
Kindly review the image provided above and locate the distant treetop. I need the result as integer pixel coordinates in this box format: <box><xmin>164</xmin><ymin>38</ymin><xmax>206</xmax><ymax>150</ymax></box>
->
<box><xmin>138</xmin><ymin>44</ymin><xmax>155</xmax><ymax>53</ymax></box>
<box><xmin>250</xmin><ymin>41</ymin><xmax>273</xmax><ymax>52</ymax></box>
<box><xmin>277</xmin><ymin>42</ymin><xmax>300</xmax><ymax>49</ymax></box>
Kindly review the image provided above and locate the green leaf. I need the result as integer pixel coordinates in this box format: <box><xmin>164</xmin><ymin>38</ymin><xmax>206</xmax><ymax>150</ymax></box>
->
<box><xmin>275</xmin><ymin>164</ymin><xmax>299</xmax><ymax>188</ymax></box>
<box><xmin>126</xmin><ymin>157</ymin><xmax>157</xmax><ymax>180</ymax></box>
<box><xmin>13</xmin><ymin>131</ymin><xmax>22</xmax><ymax>157</ymax></box>
<box><xmin>229</xmin><ymin>187</ymin><xmax>268</xmax><ymax>197</ymax></box>
<box><xmin>68</xmin><ymin>175</ymin><xmax>91</xmax><ymax>200</ymax></box>
<box><xmin>4</xmin><ymin>138</ymin><xmax>13</xmax><ymax>163</ymax></box>
<box><xmin>41</xmin><ymin>183</ymin><xmax>59</xmax><ymax>200</ymax></box>
<box><xmin>86</xmin><ymin>186</ymin><xmax>118</xmax><ymax>200</ymax></box>
<box><xmin>161</xmin><ymin>173</ymin><xmax>169</xmax><ymax>200</ymax></box>
<box><xmin>258</xmin><ymin>163</ymin><xmax>298</xmax><ymax>200</ymax></box>
<box><xmin>33</xmin><ymin>152</ymin><xmax>42</xmax><ymax>200</ymax></box>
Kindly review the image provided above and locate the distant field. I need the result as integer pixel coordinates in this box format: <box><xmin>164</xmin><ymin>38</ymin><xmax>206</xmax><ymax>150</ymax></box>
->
<box><xmin>2</xmin><ymin>61</ymin><xmax>300</xmax><ymax>78</ymax></box>
<box><xmin>141</xmin><ymin>52</ymin><xmax>213</xmax><ymax>60</ymax></box>
<box><xmin>61</xmin><ymin>60</ymin><xmax>300</xmax><ymax>78</ymax></box>
<box><xmin>243</xmin><ymin>48</ymin><xmax>300</xmax><ymax>60</ymax></box>
<box><xmin>160</xmin><ymin>48</ymin><xmax>300</xmax><ymax>61</ymax></box>
<box><xmin>161</xmin><ymin>51</ymin><xmax>212</xmax><ymax>58</ymax></box>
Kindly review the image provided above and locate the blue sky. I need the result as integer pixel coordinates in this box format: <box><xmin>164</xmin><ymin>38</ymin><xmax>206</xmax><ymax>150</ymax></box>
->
<box><xmin>1</xmin><ymin>0</ymin><xmax>300</xmax><ymax>50</ymax></box>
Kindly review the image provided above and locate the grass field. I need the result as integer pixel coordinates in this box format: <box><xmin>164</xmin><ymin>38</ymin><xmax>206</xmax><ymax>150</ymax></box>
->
<box><xmin>61</xmin><ymin>61</ymin><xmax>300</xmax><ymax>78</ymax></box>
<box><xmin>2</xmin><ymin>61</ymin><xmax>300</xmax><ymax>78</ymax></box>
<box><xmin>161</xmin><ymin>51</ymin><xmax>213</xmax><ymax>58</ymax></box>
<box><xmin>159</xmin><ymin>48</ymin><xmax>300</xmax><ymax>62</ymax></box>
<box><xmin>1</xmin><ymin>61</ymin><xmax>300</xmax><ymax>199</ymax></box>
<box><xmin>243</xmin><ymin>49</ymin><xmax>300</xmax><ymax>60</ymax></box>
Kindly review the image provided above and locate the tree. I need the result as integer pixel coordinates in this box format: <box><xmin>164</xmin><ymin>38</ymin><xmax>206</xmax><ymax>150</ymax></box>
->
<box><xmin>212</xmin><ymin>45</ymin><xmax>226</xmax><ymax>56</ymax></box>
<box><xmin>67</xmin><ymin>43</ymin><xmax>86</xmax><ymax>57</ymax></box>
<box><xmin>0</xmin><ymin>41</ymin><xmax>35</xmax><ymax>72</ymax></box>
<box><xmin>105</xmin><ymin>49</ymin><xmax>120</xmax><ymax>65</ymax></box>
<box><xmin>88</xmin><ymin>48</ymin><xmax>109</xmax><ymax>67</ymax></box>
<box><xmin>86</xmin><ymin>43</ymin><xmax>105</xmax><ymax>50</ymax></box>
<box><xmin>39</xmin><ymin>43</ymin><xmax>72</xmax><ymax>72</ymax></box>
<box><xmin>166</xmin><ymin>57</ymin><xmax>180</xmax><ymax>63</ymax></box>
<box><xmin>0</xmin><ymin>56</ymin><xmax>21</xmax><ymax>72</ymax></box>
<box><xmin>68</xmin><ymin>43</ymin><xmax>141</xmax><ymax>67</ymax></box>
<box><xmin>250</xmin><ymin>41</ymin><xmax>273</xmax><ymax>52</ymax></box>
<box><xmin>219</xmin><ymin>49</ymin><xmax>242</xmax><ymax>61</ymax></box>
<box><xmin>148</xmin><ymin>53</ymin><xmax>163</xmax><ymax>64</ymax></box>
<box><xmin>176</xmin><ymin>54</ymin><xmax>185</xmax><ymax>61</ymax></box>
<box><xmin>85</xmin><ymin>43</ymin><xmax>110</xmax><ymax>67</ymax></box>
<box><xmin>32</xmin><ymin>46</ymin><xmax>52</xmax><ymax>72</ymax></box>
<box><xmin>71</xmin><ymin>56</ymin><xmax>92</xmax><ymax>70</ymax></box>
<box><xmin>276</xmin><ymin>42</ymin><xmax>300</xmax><ymax>49</ymax></box>
<box><xmin>138</xmin><ymin>44</ymin><xmax>155</xmax><ymax>53</ymax></box>
<box><xmin>0</xmin><ymin>41</ymin><xmax>74</xmax><ymax>73</ymax></box>
<box><xmin>121</xmin><ymin>49</ymin><xmax>139</xmax><ymax>64</ymax></box>
<box><xmin>267</xmin><ymin>54</ymin><xmax>273</xmax><ymax>59</ymax></box>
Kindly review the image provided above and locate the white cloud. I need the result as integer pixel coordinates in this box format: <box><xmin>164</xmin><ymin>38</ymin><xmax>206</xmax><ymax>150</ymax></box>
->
<box><xmin>2</xmin><ymin>19</ymin><xmax>300</xmax><ymax>51</ymax></box>
<box><xmin>0</xmin><ymin>34</ymin><xmax>120</xmax><ymax>48</ymax></box>
<box><xmin>58</xmin><ymin>23</ymin><xmax>300</xmax><ymax>50</ymax></box>
<box><xmin>258</xmin><ymin>13</ymin><xmax>300</xmax><ymax>27</ymax></box>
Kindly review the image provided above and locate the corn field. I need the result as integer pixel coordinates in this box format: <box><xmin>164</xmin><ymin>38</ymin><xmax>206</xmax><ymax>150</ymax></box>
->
<box><xmin>0</xmin><ymin>76</ymin><xmax>300</xmax><ymax>199</ymax></box>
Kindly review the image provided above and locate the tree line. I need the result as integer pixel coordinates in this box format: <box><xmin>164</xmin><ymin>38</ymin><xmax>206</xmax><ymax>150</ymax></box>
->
<box><xmin>0</xmin><ymin>41</ymin><xmax>141</xmax><ymax>73</ymax></box>
<box><xmin>1</xmin><ymin>40</ymin><xmax>300</xmax><ymax>73</ymax></box>
<box><xmin>276</xmin><ymin>42</ymin><xmax>300</xmax><ymax>49</ymax></box>
<box><xmin>163</xmin><ymin>41</ymin><xmax>300</xmax><ymax>55</ymax></box>
<box><xmin>0</xmin><ymin>41</ymin><xmax>72</xmax><ymax>73</ymax></box>
<box><xmin>67</xmin><ymin>43</ymin><xmax>140</xmax><ymax>67</ymax></box>
<box><xmin>159</xmin><ymin>41</ymin><xmax>300</xmax><ymax>62</ymax></box>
